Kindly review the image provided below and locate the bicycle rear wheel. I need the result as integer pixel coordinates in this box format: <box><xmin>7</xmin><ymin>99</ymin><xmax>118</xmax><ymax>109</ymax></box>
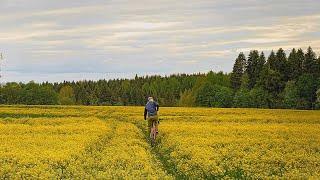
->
<box><xmin>150</xmin><ymin>121</ymin><xmax>157</xmax><ymax>146</ymax></box>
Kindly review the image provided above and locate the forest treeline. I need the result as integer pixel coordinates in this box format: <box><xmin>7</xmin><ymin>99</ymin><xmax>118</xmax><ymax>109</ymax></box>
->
<box><xmin>1</xmin><ymin>47</ymin><xmax>320</xmax><ymax>109</ymax></box>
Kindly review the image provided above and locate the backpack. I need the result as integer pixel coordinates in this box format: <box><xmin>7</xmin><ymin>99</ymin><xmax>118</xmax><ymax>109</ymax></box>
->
<box><xmin>146</xmin><ymin>101</ymin><xmax>157</xmax><ymax>116</ymax></box>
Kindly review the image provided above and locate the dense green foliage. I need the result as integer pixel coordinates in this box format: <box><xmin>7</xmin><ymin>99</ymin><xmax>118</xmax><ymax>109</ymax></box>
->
<box><xmin>1</xmin><ymin>47</ymin><xmax>319</xmax><ymax>109</ymax></box>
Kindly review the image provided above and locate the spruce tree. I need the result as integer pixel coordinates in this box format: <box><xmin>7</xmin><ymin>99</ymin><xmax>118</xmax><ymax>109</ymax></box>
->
<box><xmin>304</xmin><ymin>46</ymin><xmax>318</xmax><ymax>75</ymax></box>
<box><xmin>230</xmin><ymin>53</ymin><xmax>246</xmax><ymax>90</ymax></box>
<box><xmin>288</xmin><ymin>48</ymin><xmax>297</xmax><ymax>80</ymax></box>
<box><xmin>267</xmin><ymin>50</ymin><xmax>276</xmax><ymax>70</ymax></box>
<box><xmin>275</xmin><ymin>48</ymin><xmax>289</xmax><ymax>81</ymax></box>
<box><xmin>258</xmin><ymin>52</ymin><xmax>266</xmax><ymax>68</ymax></box>
<box><xmin>256</xmin><ymin>52</ymin><xmax>266</xmax><ymax>81</ymax></box>
<box><xmin>246</xmin><ymin>50</ymin><xmax>259</xmax><ymax>89</ymax></box>
<box><xmin>288</xmin><ymin>48</ymin><xmax>304</xmax><ymax>80</ymax></box>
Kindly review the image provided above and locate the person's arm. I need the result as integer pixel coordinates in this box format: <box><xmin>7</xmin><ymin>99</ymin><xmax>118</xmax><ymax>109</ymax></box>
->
<box><xmin>144</xmin><ymin>108</ymin><xmax>147</xmax><ymax>120</ymax></box>
<box><xmin>156</xmin><ymin>102</ymin><xmax>159</xmax><ymax>111</ymax></box>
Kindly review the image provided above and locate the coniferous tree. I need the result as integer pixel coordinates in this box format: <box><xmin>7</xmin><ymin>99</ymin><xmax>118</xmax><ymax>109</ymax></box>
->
<box><xmin>262</xmin><ymin>48</ymin><xmax>288</xmax><ymax>100</ymax></box>
<box><xmin>258</xmin><ymin>68</ymin><xmax>284</xmax><ymax>108</ymax></box>
<box><xmin>230</xmin><ymin>53</ymin><xmax>246</xmax><ymax>90</ymax></box>
<box><xmin>288</xmin><ymin>48</ymin><xmax>297</xmax><ymax>80</ymax></box>
<box><xmin>267</xmin><ymin>50</ymin><xmax>277</xmax><ymax>70</ymax></box>
<box><xmin>98</xmin><ymin>81</ymin><xmax>112</xmax><ymax>105</ymax></box>
<box><xmin>288</xmin><ymin>48</ymin><xmax>304</xmax><ymax>80</ymax></box>
<box><xmin>256</xmin><ymin>52</ymin><xmax>266</xmax><ymax>83</ymax></box>
<box><xmin>275</xmin><ymin>48</ymin><xmax>289</xmax><ymax>81</ymax></box>
<box><xmin>246</xmin><ymin>50</ymin><xmax>260</xmax><ymax>89</ymax></box>
<box><xmin>304</xmin><ymin>46</ymin><xmax>318</xmax><ymax>75</ymax></box>
<box><xmin>258</xmin><ymin>52</ymin><xmax>266</xmax><ymax>70</ymax></box>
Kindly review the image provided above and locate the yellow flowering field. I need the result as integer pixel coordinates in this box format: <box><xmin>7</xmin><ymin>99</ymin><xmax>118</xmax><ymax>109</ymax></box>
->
<box><xmin>0</xmin><ymin>105</ymin><xmax>319</xmax><ymax>179</ymax></box>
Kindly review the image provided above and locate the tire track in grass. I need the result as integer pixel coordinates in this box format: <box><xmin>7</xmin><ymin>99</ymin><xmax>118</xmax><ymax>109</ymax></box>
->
<box><xmin>105</xmin><ymin>115</ymin><xmax>177</xmax><ymax>178</ymax></box>
<box><xmin>61</xmin><ymin>118</ymin><xmax>172</xmax><ymax>179</ymax></box>
<box><xmin>55</xmin><ymin>120</ymin><xmax>116</xmax><ymax>178</ymax></box>
<box><xmin>133</xmin><ymin>120</ymin><xmax>185</xmax><ymax>179</ymax></box>
<box><xmin>102</xmin><ymin>115</ymin><xmax>173</xmax><ymax>179</ymax></box>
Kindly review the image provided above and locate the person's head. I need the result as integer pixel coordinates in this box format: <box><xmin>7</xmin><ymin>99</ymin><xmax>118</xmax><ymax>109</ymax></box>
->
<box><xmin>148</xmin><ymin>96</ymin><xmax>154</xmax><ymax>102</ymax></box>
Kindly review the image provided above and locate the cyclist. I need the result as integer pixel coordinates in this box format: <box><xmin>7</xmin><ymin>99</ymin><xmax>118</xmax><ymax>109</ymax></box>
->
<box><xmin>144</xmin><ymin>97</ymin><xmax>159</xmax><ymax>136</ymax></box>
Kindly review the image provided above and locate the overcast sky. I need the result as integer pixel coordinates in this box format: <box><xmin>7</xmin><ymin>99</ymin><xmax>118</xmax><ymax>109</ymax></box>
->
<box><xmin>1</xmin><ymin>0</ymin><xmax>320</xmax><ymax>82</ymax></box>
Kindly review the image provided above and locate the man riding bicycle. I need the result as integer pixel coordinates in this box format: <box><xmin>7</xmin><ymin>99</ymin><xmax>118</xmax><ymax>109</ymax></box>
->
<box><xmin>144</xmin><ymin>97</ymin><xmax>159</xmax><ymax>136</ymax></box>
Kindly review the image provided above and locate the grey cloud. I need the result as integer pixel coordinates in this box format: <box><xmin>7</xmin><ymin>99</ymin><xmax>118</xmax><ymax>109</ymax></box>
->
<box><xmin>1</xmin><ymin>0</ymin><xmax>320</xmax><ymax>82</ymax></box>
